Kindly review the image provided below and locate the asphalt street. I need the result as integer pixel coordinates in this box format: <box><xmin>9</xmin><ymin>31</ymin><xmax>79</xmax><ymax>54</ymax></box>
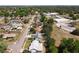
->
<box><xmin>8</xmin><ymin>15</ymin><xmax>35</xmax><ymax>53</ymax></box>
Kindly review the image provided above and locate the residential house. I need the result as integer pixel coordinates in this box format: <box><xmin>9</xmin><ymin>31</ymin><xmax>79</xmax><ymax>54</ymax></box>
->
<box><xmin>43</xmin><ymin>12</ymin><xmax>59</xmax><ymax>19</ymax></box>
<box><xmin>0</xmin><ymin>24</ymin><xmax>12</xmax><ymax>31</ymax></box>
<box><xmin>3</xmin><ymin>33</ymin><xmax>16</xmax><ymax>38</ymax></box>
<box><xmin>9</xmin><ymin>20</ymin><xmax>23</xmax><ymax>30</ymax></box>
<box><xmin>29</xmin><ymin>39</ymin><xmax>44</xmax><ymax>53</ymax></box>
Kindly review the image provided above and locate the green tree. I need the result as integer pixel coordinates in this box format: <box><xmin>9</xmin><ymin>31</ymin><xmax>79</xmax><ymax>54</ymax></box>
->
<box><xmin>57</xmin><ymin>38</ymin><xmax>79</xmax><ymax>53</ymax></box>
<box><xmin>0</xmin><ymin>43</ymin><xmax>7</xmax><ymax>53</ymax></box>
<box><xmin>73</xmin><ymin>40</ymin><xmax>79</xmax><ymax>52</ymax></box>
<box><xmin>69</xmin><ymin>13</ymin><xmax>74</xmax><ymax>17</ymax></box>
<box><xmin>40</xmin><ymin>14</ymin><xmax>45</xmax><ymax>22</ymax></box>
<box><xmin>30</xmin><ymin>28</ymin><xmax>36</xmax><ymax>34</ymax></box>
<box><xmin>48</xmin><ymin>38</ymin><xmax>58</xmax><ymax>53</ymax></box>
<box><xmin>47</xmin><ymin>18</ymin><xmax>54</xmax><ymax>24</ymax></box>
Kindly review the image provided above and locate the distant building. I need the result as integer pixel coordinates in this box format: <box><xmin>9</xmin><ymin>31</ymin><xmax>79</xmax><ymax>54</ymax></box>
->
<box><xmin>53</xmin><ymin>15</ymin><xmax>71</xmax><ymax>23</ymax></box>
<box><xmin>56</xmin><ymin>23</ymin><xmax>76</xmax><ymax>32</ymax></box>
<box><xmin>3</xmin><ymin>33</ymin><xmax>16</xmax><ymax>38</ymax></box>
<box><xmin>53</xmin><ymin>15</ymin><xmax>76</xmax><ymax>32</ymax></box>
<box><xmin>43</xmin><ymin>12</ymin><xmax>59</xmax><ymax>16</ymax></box>
<box><xmin>43</xmin><ymin>12</ymin><xmax>59</xmax><ymax>19</ymax></box>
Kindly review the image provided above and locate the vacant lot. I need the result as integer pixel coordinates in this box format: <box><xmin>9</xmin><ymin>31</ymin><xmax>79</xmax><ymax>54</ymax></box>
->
<box><xmin>74</xmin><ymin>22</ymin><xmax>79</xmax><ymax>30</ymax></box>
<box><xmin>51</xmin><ymin>23</ymin><xmax>79</xmax><ymax>47</ymax></box>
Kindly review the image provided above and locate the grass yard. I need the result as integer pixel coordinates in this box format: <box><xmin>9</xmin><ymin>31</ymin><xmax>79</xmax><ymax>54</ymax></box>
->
<box><xmin>0</xmin><ymin>29</ymin><xmax>5</xmax><ymax>33</ymax></box>
<box><xmin>23</xmin><ymin>38</ymin><xmax>33</xmax><ymax>49</ymax></box>
<box><xmin>75</xmin><ymin>25</ymin><xmax>79</xmax><ymax>30</ymax></box>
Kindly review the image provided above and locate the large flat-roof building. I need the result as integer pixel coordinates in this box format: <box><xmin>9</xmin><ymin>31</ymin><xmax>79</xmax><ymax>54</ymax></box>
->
<box><xmin>51</xmin><ymin>13</ymin><xmax>76</xmax><ymax>32</ymax></box>
<box><xmin>56</xmin><ymin>23</ymin><xmax>76</xmax><ymax>32</ymax></box>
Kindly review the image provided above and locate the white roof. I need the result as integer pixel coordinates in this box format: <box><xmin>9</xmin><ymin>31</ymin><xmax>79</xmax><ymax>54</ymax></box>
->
<box><xmin>36</xmin><ymin>32</ymin><xmax>42</xmax><ymax>39</ymax></box>
<box><xmin>30</xmin><ymin>50</ymin><xmax>37</xmax><ymax>53</ymax></box>
<box><xmin>49</xmin><ymin>12</ymin><xmax>59</xmax><ymax>15</ymax></box>
<box><xmin>54</xmin><ymin>18</ymin><xmax>70</xmax><ymax>23</ymax></box>
<box><xmin>17</xmin><ymin>27</ymin><xmax>22</xmax><ymax>29</ymax></box>
<box><xmin>29</xmin><ymin>40</ymin><xmax>43</xmax><ymax>52</ymax></box>
<box><xmin>3</xmin><ymin>33</ymin><xmax>16</xmax><ymax>38</ymax></box>
<box><xmin>43</xmin><ymin>12</ymin><xmax>59</xmax><ymax>16</ymax></box>
<box><xmin>56</xmin><ymin>23</ymin><xmax>76</xmax><ymax>32</ymax></box>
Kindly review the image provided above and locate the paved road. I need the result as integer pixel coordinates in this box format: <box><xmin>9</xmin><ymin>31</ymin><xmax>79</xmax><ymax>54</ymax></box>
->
<box><xmin>8</xmin><ymin>15</ymin><xmax>36</xmax><ymax>53</ymax></box>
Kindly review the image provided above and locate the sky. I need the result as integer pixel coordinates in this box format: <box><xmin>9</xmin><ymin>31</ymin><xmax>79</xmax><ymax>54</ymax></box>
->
<box><xmin>0</xmin><ymin>0</ymin><xmax>79</xmax><ymax>5</ymax></box>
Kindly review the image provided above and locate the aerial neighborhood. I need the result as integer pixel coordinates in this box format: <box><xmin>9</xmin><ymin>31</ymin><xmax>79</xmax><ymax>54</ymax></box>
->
<box><xmin>0</xmin><ymin>6</ymin><xmax>79</xmax><ymax>53</ymax></box>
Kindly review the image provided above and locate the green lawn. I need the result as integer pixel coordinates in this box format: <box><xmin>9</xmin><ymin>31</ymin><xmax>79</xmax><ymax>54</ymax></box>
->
<box><xmin>0</xmin><ymin>29</ymin><xmax>5</xmax><ymax>33</ymax></box>
<box><xmin>23</xmin><ymin>38</ymin><xmax>33</xmax><ymax>49</ymax></box>
<box><xmin>74</xmin><ymin>24</ymin><xmax>79</xmax><ymax>30</ymax></box>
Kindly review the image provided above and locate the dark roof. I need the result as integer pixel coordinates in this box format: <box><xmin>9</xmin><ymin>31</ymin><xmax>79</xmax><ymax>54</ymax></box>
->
<box><xmin>70</xmin><ymin>29</ymin><xmax>79</xmax><ymax>36</ymax></box>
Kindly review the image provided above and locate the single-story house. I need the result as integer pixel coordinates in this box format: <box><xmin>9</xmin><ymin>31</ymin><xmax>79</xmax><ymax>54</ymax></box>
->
<box><xmin>43</xmin><ymin>12</ymin><xmax>59</xmax><ymax>19</ymax></box>
<box><xmin>43</xmin><ymin>12</ymin><xmax>59</xmax><ymax>16</ymax></box>
<box><xmin>9</xmin><ymin>20</ymin><xmax>23</xmax><ymax>29</ymax></box>
<box><xmin>0</xmin><ymin>24</ymin><xmax>12</xmax><ymax>31</ymax></box>
<box><xmin>3</xmin><ymin>33</ymin><xmax>16</xmax><ymax>38</ymax></box>
<box><xmin>29</xmin><ymin>40</ymin><xmax>44</xmax><ymax>53</ymax></box>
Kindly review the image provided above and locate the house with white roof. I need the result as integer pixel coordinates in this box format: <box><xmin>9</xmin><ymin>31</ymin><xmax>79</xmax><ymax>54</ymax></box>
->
<box><xmin>43</xmin><ymin>12</ymin><xmax>59</xmax><ymax>19</ymax></box>
<box><xmin>43</xmin><ymin>12</ymin><xmax>59</xmax><ymax>16</ymax></box>
<box><xmin>3</xmin><ymin>33</ymin><xmax>16</xmax><ymax>38</ymax></box>
<box><xmin>29</xmin><ymin>39</ymin><xmax>44</xmax><ymax>53</ymax></box>
<box><xmin>28</xmin><ymin>31</ymin><xmax>44</xmax><ymax>53</ymax></box>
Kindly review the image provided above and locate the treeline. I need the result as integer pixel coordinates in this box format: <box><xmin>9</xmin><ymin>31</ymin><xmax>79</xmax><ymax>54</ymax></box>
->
<box><xmin>33</xmin><ymin>6</ymin><xmax>79</xmax><ymax>20</ymax></box>
<box><xmin>34</xmin><ymin>6</ymin><xmax>79</xmax><ymax>13</ymax></box>
<box><xmin>41</xmin><ymin>14</ymin><xmax>58</xmax><ymax>52</ymax></box>
<box><xmin>0</xmin><ymin>7</ymin><xmax>32</xmax><ymax>17</ymax></box>
<box><xmin>0</xmin><ymin>6</ymin><xmax>79</xmax><ymax>19</ymax></box>
<box><xmin>0</xmin><ymin>6</ymin><xmax>79</xmax><ymax>15</ymax></box>
<box><xmin>58</xmin><ymin>38</ymin><xmax>79</xmax><ymax>53</ymax></box>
